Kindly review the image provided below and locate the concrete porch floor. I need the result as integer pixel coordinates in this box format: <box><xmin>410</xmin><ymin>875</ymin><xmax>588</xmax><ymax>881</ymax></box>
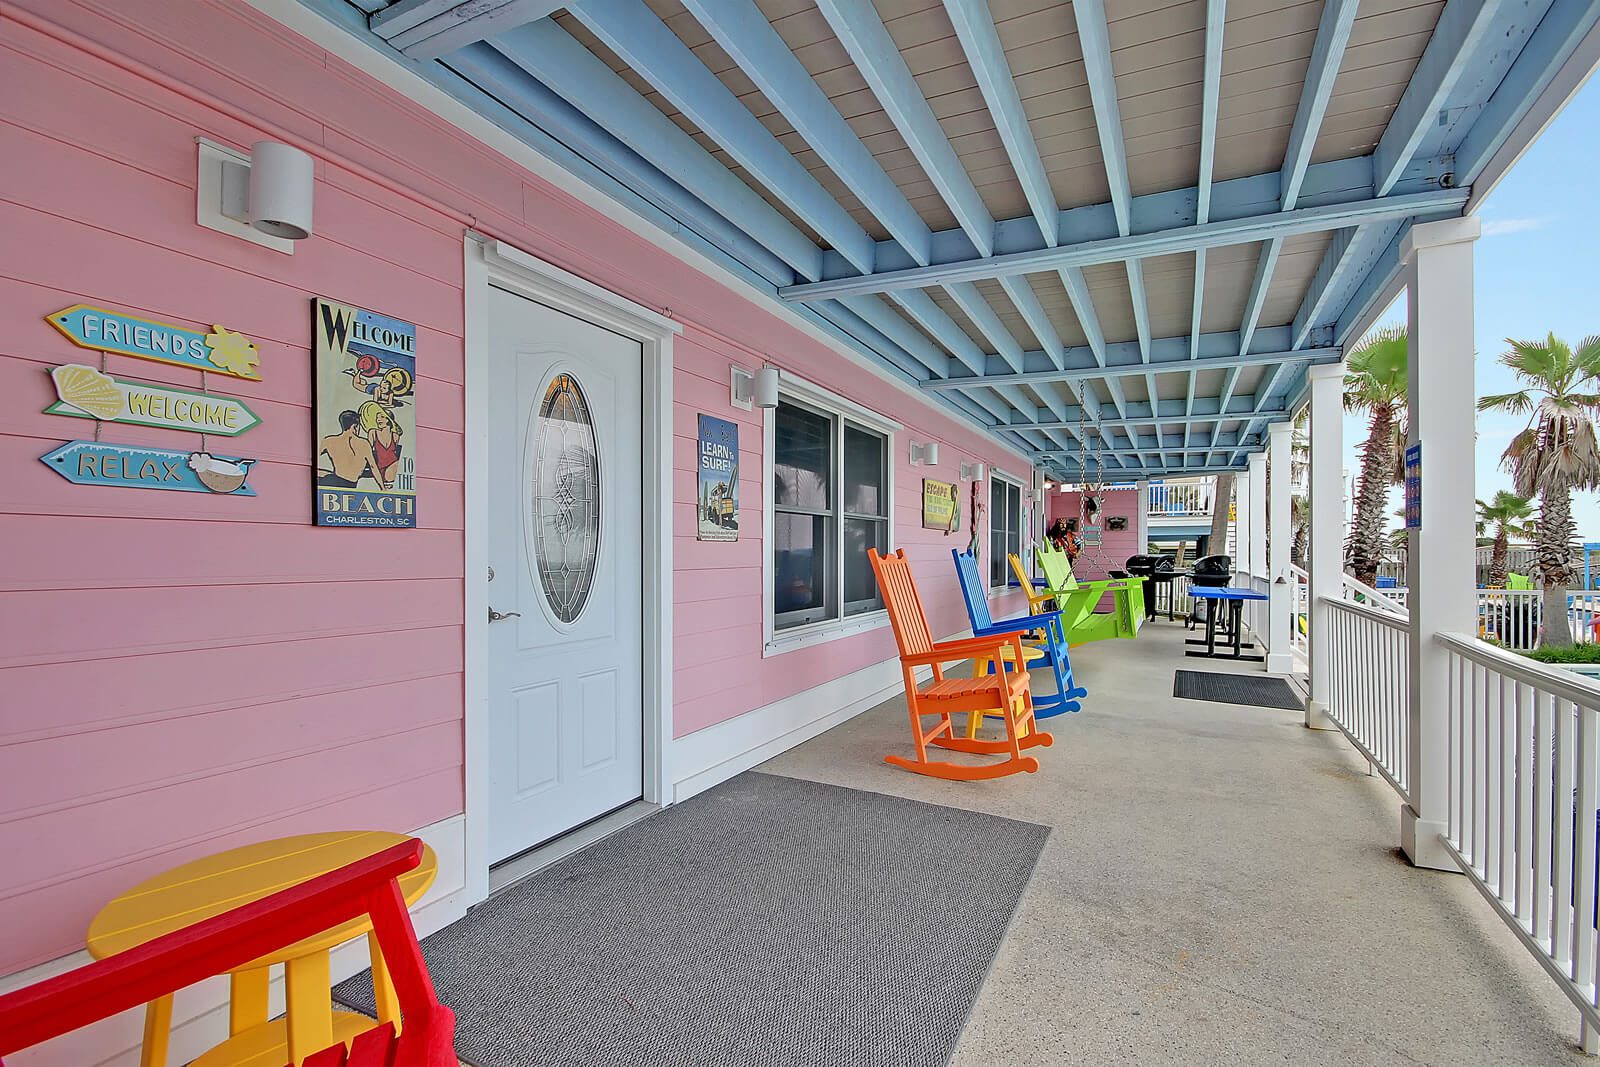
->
<box><xmin>757</xmin><ymin>619</ymin><xmax>1588</xmax><ymax>1065</ymax></box>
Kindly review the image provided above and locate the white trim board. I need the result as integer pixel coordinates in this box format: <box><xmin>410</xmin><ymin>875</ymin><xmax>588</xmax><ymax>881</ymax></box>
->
<box><xmin>239</xmin><ymin>0</ymin><xmax>1034</xmax><ymax>477</ymax></box>
<box><xmin>2</xmin><ymin>815</ymin><xmax>468</xmax><ymax>1067</ymax></box>
<box><xmin>463</xmin><ymin>235</ymin><xmax>677</xmax><ymax>905</ymax></box>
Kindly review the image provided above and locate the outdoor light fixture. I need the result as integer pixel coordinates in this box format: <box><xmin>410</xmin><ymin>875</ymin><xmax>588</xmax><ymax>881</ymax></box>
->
<box><xmin>731</xmin><ymin>364</ymin><xmax>781</xmax><ymax>410</ymax></box>
<box><xmin>909</xmin><ymin>440</ymin><xmax>940</xmax><ymax>466</ymax></box>
<box><xmin>220</xmin><ymin>141</ymin><xmax>315</xmax><ymax>241</ymax></box>
<box><xmin>959</xmin><ymin>461</ymin><xmax>986</xmax><ymax>481</ymax></box>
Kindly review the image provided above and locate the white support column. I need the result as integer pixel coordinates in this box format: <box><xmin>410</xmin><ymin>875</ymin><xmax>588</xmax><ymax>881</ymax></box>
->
<box><xmin>1401</xmin><ymin>215</ymin><xmax>1480</xmax><ymax>872</ymax></box>
<box><xmin>1266</xmin><ymin>422</ymin><xmax>1294</xmax><ymax>674</ymax></box>
<box><xmin>1247</xmin><ymin>451</ymin><xmax>1268</xmax><ymax>639</ymax></box>
<box><xmin>1136</xmin><ymin>479</ymin><xmax>1150</xmax><ymax>555</ymax></box>
<box><xmin>1233</xmin><ymin>469</ymin><xmax>1250</xmax><ymax>574</ymax></box>
<box><xmin>1306</xmin><ymin>362</ymin><xmax>1344</xmax><ymax>729</ymax></box>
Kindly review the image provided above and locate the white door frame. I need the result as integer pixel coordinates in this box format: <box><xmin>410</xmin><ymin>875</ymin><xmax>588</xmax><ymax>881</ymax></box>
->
<box><xmin>462</xmin><ymin>234</ymin><xmax>678</xmax><ymax>905</ymax></box>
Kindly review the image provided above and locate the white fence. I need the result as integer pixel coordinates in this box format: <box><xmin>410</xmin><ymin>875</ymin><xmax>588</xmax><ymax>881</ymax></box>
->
<box><xmin>1323</xmin><ymin>597</ymin><xmax>1412</xmax><ymax>801</ymax></box>
<box><xmin>1439</xmin><ymin>634</ymin><xmax>1600</xmax><ymax>1051</ymax></box>
<box><xmin>1342</xmin><ymin>585</ymin><xmax>1600</xmax><ymax>651</ymax></box>
<box><xmin>1147</xmin><ymin>480</ymin><xmax>1213</xmax><ymax>517</ymax></box>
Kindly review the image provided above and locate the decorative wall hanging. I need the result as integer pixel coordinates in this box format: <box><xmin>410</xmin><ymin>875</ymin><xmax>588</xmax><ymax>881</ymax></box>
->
<box><xmin>40</xmin><ymin>441</ymin><xmax>256</xmax><ymax>495</ymax></box>
<box><xmin>1107</xmin><ymin>515</ymin><xmax>1128</xmax><ymax>531</ymax></box>
<box><xmin>921</xmin><ymin>478</ymin><xmax>959</xmax><ymax>532</ymax></box>
<box><xmin>47</xmin><ymin>305</ymin><xmax>261</xmax><ymax>380</ymax></box>
<box><xmin>44</xmin><ymin>364</ymin><xmax>260</xmax><ymax>436</ymax></box>
<box><xmin>312</xmin><ymin>297</ymin><xmax>417</xmax><ymax>528</ymax></box>
<box><xmin>696</xmin><ymin>414</ymin><xmax>739</xmax><ymax>541</ymax></box>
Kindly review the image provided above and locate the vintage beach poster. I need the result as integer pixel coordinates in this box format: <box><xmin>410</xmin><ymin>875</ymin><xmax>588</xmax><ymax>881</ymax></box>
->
<box><xmin>312</xmin><ymin>298</ymin><xmax>418</xmax><ymax>528</ymax></box>
<box><xmin>697</xmin><ymin>414</ymin><xmax>739</xmax><ymax>541</ymax></box>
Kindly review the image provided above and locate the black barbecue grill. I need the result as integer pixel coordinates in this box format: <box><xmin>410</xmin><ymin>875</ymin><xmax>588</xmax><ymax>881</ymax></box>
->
<box><xmin>1126</xmin><ymin>553</ymin><xmax>1180</xmax><ymax>620</ymax></box>
<box><xmin>1187</xmin><ymin>554</ymin><xmax>1234</xmax><ymax>627</ymax></box>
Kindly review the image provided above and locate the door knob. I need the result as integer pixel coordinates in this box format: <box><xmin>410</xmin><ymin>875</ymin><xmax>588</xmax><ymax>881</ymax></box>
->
<box><xmin>488</xmin><ymin>607</ymin><xmax>522</xmax><ymax>623</ymax></box>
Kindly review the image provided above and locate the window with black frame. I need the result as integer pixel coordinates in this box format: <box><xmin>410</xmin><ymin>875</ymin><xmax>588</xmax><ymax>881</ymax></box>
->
<box><xmin>989</xmin><ymin>476</ymin><xmax>1022</xmax><ymax>588</ymax></box>
<box><xmin>773</xmin><ymin>398</ymin><xmax>889</xmax><ymax>632</ymax></box>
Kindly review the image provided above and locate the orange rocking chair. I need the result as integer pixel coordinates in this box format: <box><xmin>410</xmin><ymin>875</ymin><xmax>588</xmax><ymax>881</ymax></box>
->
<box><xmin>869</xmin><ymin>548</ymin><xmax>1051</xmax><ymax>780</ymax></box>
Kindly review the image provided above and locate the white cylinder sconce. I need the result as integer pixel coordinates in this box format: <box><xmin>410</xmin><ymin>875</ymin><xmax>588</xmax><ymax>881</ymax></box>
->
<box><xmin>909</xmin><ymin>440</ymin><xmax>940</xmax><ymax>466</ymax></box>
<box><xmin>246</xmin><ymin>141</ymin><xmax>315</xmax><ymax>240</ymax></box>
<box><xmin>959</xmin><ymin>461</ymin><xmax>986</xmax><ymax>481</ymax></box>
<box><xmin>754</xmin><ymin>365</ymin><xmax>781</xmax><ymax>409</ymax></box>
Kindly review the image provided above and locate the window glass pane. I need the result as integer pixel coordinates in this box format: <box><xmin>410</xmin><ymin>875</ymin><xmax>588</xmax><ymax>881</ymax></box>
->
<box><xmin>1008</xmin><ymin>484</ymin><xmax>1022</xmax><ymax>558</ymax></box>
<box><xmin>844</xmin><ymin>518</ymin><xmax>887</xmax><ymax>614</ymax></box>
<box><xmin>843</xmin><ymin>424</ymin><xmax>884</xmax><ymax>517</ymax></box>
<box><xmin>774</xmin><ymin>511</ymin><xmax>833</xmax><ymax>628</ymax></box>
<box><xmin>990</xmin><ymin>478</ymin><xmax>1004</xmax><ymax>521</ymax></box>
<box><xmin>774</xmin><ymin>402</ymin><xmax>831</xmax><ymax>510</ymax></box>
<box><xmin>991</xmin><ymin>530</ymin><xmax>1006</xmax><ymax>585</ymax></box>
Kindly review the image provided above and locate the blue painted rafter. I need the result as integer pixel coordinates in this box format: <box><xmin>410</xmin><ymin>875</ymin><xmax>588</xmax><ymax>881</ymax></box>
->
<box><xmin>489</xmin><ymin>21</ymin><xmax>825</xmax><ymax>280</ymax></box>
<box><xmin>1187</xmin><ymin>0</ymin><xmax>1228</xmax><ymax>417</ymax></box>
<box><xmin>674</xmin><ymin>0</ymin><xmax>933</xmax><ymax>267</ymax></box>
<box><xmin>942</xmin><ymin>0</ymin><xmax>1058</xmax><ymax>247</ymax></box>
<box><xmin>944</xmin><ymin>283</ymin><xmax>1027</xmax><ymax>375</ymax></box>
<box><xmin>813</xmin><ymin>0</ymin><xmax>996</xmax><ymax>257</ymax></box>
<box><xmin>373</xmin><ymin>0</ymin><xmax>566</xmax><ymax>60</ymax></box>
<box><xmin>920</xmin><ymin>345</ymin><xmax>1334</xmax><ymax>391</ymax></box>
<box><xmin>570</xmin><ymin>0</ymin><xmax>876</xmax><ymax>273</ymax></box>
<box><xmin>1027</xmin><ymin>404</ymin><xmax>1288</xmax><ymax>433</ymax></box>
<box><xmin>779</xmin><ymin>187</ymin><xmax>1469</xmax><ymax>299</ymax></box>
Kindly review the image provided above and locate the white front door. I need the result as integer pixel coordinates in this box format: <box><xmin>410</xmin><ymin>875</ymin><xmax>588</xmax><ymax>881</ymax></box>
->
<box><xmin>486</xmin><ymin>285</ymin><xmax>644</xmax><ymax>863</ymax></box>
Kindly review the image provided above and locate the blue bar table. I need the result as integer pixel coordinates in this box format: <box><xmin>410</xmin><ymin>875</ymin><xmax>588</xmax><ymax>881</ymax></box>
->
<box><xmin>1186</xmin><ymin>586</ymin><xmax>1268</xmax><ymax>662</ymax></box>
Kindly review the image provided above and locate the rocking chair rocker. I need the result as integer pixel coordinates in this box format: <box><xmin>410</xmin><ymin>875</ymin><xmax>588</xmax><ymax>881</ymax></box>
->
<box><xmin>869</xmin><ymin>548</ymin><xmax>1050</xmax><ymax>780</ymax></box>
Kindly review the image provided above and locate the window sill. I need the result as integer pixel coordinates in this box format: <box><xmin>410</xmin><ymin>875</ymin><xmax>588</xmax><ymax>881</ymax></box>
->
<box><xmin>764</xmin><ymin>610</ymin><xmax>889</xmax><ymax>658</ymax></box>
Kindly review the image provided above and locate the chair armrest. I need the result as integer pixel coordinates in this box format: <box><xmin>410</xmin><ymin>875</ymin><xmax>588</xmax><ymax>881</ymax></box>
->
<box><xmin>902</xmin><ymin>635</ymin><xmax>1017</xmax><ymax>666</ymax></box>
<box><xmin>974</xmin><ymin>610</ymin><xmax>1062</xmax><ymax>634</ymax></box>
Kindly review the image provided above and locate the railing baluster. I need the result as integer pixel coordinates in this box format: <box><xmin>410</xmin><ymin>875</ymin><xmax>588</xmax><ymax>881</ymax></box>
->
<box><xmin>1487</xmin><ymin>667</ymin><xmax>1503</xmax><ymax>891</ymax></box>
<box><xmin>1472</xmin><ymin>662</ymin><xmax>1485</xmax><ymax>869</ymax></box>
<box><xmin>1574</xmin><ymin>704</ymin><xmax>1597</xmax><ymax>1003</ymax></box>
<box><xmin>1536</xmin><ymin>687</ymin><xmax>1554</xmax><ymax>946</ymax></box>
<box><xmin>1517</xmin><ymin>681</ymin><xmax>1533</xmax><ymax>922</ymax></box>
<box><xmin>1557</xmin><ymin>697</ymin><xmax>1576</xmax><ymax>967</ymax></box>
<box><xmin>1501</xmin><ymin>673</ymin><xmax>1515</xmax><ymax>900</ymax></box>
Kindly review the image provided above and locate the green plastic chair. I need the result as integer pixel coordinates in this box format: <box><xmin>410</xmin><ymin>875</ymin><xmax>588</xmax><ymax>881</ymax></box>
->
<box><xmin>1034</xmin><ymin>542</ymin><xmax>1145</xmax><ymax>643</ymax></box>
<box><xmin>1506</xmin><ymin>572</ymin><xmax>1534</xmax><ymax>590</ymax></box>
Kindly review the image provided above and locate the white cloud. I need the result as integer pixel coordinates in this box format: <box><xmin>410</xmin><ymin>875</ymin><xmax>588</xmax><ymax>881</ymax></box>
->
<box><xmin>1481</xmin><ymin>215</ymin><xmax>1551</xmax><ymax>237</ymax></box>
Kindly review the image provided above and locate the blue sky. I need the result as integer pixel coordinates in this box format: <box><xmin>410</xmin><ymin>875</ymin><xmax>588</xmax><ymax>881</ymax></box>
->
<box><xmin>1346</xmin><ymin>73</ymin><xmax>1600</xmax><ymax>544</ymax></box>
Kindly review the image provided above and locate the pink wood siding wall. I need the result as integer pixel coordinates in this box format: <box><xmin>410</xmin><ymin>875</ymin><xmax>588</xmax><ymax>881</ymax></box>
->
<box><xmin>1049</xmin><ymin>488</ymin><xmax>1141</xmax><ymax>579</ymax></box>
<box><xmin>0</xmin><ymin>0</ymin><xmax>1029</xmax><ymax>974</ymax></box>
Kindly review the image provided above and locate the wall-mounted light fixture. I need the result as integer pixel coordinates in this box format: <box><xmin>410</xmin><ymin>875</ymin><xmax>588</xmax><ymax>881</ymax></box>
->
<box><xmin>1042</xmin><ymin>479</ymin><xmax>1054</xmax><ymax>491</ymax></box>
<box><xmin>218</xmin><ymin>141</ymin><xmax>315</xmax><ymax>240</ymax></box>
<box><xmin>730</xmin><ymin>364</ymin><xmax>782</xmax><ymax>411</ymax></box>
<box><xmin>908</xmin><ymin>440</ymin><xmax>940</xmax><ymax>466</ymax></box>
<box><xmin>959</xmin><ymin>461</ymin><xmax>986</xmax><ymax>482</ymax></box>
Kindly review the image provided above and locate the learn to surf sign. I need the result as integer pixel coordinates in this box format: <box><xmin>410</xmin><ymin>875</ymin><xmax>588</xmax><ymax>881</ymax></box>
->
<box><xmin>44</xmin><ymin>364</ymin><xmax>261</xmax><ymax>437</ymax></box>
<box><xmin>46</xmin><ymin>304</ymin><xmax>262</xmax><ymax>380</ymax></box>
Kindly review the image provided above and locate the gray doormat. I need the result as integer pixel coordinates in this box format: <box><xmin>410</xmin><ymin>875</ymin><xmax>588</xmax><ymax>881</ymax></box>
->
<box><xmin>1174</xmin><ymin>669</ymin><xmax>1304</xmax><ymax>710</ymax></box>
<box><xmin>336</xmin><ymin>772</ymin><xmax>1049</xmax><ymax>1067</ymax></box>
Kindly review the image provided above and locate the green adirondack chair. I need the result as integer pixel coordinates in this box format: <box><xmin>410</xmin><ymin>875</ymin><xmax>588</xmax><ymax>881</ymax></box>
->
<box><xmin>1034</xmin><ymin>542</ymin><xmax>1146</xmax><ymax>644</ymax></box>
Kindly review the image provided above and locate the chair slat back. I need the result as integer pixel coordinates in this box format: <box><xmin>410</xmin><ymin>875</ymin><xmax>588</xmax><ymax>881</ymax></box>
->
<box><xmin>1007</xmin><ymin>553</ymin><xmax>1039</xmax><ymax>600</ymax></box>
<box><xmin>951</xmin><ymin>549</ymin><xmax>995</xmax><ymax>630</ymax></box>
<box><xmin>870</xmin><ymin>548</ymin><xmax>934</xmax><ymax>657</ymax></box>
<box><xmin>1036</xmin><ymin>542</ymin><xmax>1079</xmax><ymax>591</ymax></box>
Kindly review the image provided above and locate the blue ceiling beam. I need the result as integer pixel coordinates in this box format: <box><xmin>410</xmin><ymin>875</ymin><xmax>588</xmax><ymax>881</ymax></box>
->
<box><xmin>944</xmin><ymin>283</ymin><xmax>1026</xmax><ymax>375</ymax></box>
<box><xmin>1070</xmin><ymin>0</ymin><xmax>1133</xmax><ymax>237</ymax></box>
<box><xmin>374</xmin><ymin>0</ymin><xmax>566</xmax><ymax>59</ymax></box>
<box><xmin>836</xmin><ymin>295</ymin><xmax>950</xmax><ymax>379</ymax></box>
<box><xmin>942</xmin><ymin>0</ymin><xmax>1058</xmax><ymax>247</ymax></box>
<box><xmin>886</xmin><ymin>290</ymin><xmax>987</xmax><ymax>379</ymax></box>
<box><xmin>1027</xmin><ymin>404</ymin><xmax>1289</xmax><ymax>433</ymax></box>
<box><xmin>570</xmin><ymin>0</ymin><xmax>877</xmax><ymax>274</ymax></box>
<box><xmin>674</xmin><ymin>0</ymin><xmax>933</xmax><ymax>267</ymax></box>
<box><xmin>1373</xmin><ymin>0</ymin><xmax>1505</xmax><ymax>196</ymax></box>
<box><xmin>489</xmin><ymin>21</ymin><xmax>826</xmax><ymax>280</ymax></box>
<box><xmin>1292</xmin><ymin>225</ymin><xmax>1361</xmax><ymax>349</ymax></box>
<box><xmin>780</xmin><ymin>186</ymin><xmax>1469</xmax><ymax>299</ymax></box>
<box><xmin>813</xmin><ymin>0</ymin><xmax>995</xmax><ymax>257</ymax></box>
<box><xmin>1189</xmin><ymin>0</ymin><xmax>1225</xmax><ymax>412</ymax></box>
<box><xmin>1455</xmin><ymin>0</ymin><xmax>1600</xmax><ymax>186</ymax></box>
<box><xmin>921</xmin><ymin>343</ymin><xmax>1335</xmax><ymax>391</ymax></box>
<box><xmin>1057</xmin><ymin>266</ymin><xmax>1129</xmax><ymax>419</ymax></box>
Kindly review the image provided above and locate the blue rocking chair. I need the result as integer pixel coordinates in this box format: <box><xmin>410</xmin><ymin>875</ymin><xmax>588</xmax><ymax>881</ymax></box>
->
<box><xmin>951</xmin><ymin>548</ymin><xmax>1086</xmax><ymax>719</ymax></box>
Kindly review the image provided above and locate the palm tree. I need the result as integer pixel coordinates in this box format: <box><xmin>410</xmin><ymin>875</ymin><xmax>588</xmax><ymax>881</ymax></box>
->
<box><xmin>1478</xmin><ymin>334</ymin><xmax>1600</xmax><ymax>647</ymax></box>
<box><xmin>1475</xmin><ymin>490</ymin><xmax>1535</xmax><ymax>587</ymax></box>
<box><xmin>1344</xmin><ymin>325</ymin><xmax>1409</xmax><ymax>586</ymax></box>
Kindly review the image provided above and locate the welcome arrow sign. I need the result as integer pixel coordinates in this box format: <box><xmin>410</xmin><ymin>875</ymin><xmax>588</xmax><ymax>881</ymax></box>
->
<box><xmin>44</xmin><ymin>365</ymin><xmax>261</xmax><ymax>437</ymax></box>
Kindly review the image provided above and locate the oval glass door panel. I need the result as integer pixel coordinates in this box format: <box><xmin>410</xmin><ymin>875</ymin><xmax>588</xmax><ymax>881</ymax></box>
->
<box><xmin>530</xmin><ymin>371</ymin><xmax>601</xmax><ymax>624</ymax></box>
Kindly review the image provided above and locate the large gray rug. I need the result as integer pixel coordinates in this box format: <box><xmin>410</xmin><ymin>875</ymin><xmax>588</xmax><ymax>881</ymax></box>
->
<box><xmin>337</xmin><ymin>772</ymin><xmax>1048</xmax><ymax>1067</ymax></box>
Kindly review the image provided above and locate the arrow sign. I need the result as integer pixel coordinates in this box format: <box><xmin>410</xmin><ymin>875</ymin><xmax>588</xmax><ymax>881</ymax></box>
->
<box><xmin>44</xmin><ymin>365</ymin><xmax>261</xmax><ymax>436</ymax></box>
<box><xmin>40</xmin><ymin>441</ymin><xmax>257</xmax><ymax>496</ymax></box>
<box><xmin>46</xmin><ymin>304</ymin><xmax>261</xmax><ymax>380</ymax></box>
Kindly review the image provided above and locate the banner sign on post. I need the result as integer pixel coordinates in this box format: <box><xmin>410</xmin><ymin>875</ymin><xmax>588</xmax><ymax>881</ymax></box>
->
<box><xmin>696</xmin><ymin>414</ymin><xmax>739</xmax><ymax>541</ymax></box>
<box><xmin>922</xmin><ymin>478</ymin><xmax>959</xmax><ymax>532</ymax></box>
<box><xmin>312</xmin><ymin>298</ymin><xmax>418</xmax><ymax>528</ymax></box>
<box><xmin>40</xmin><ymin>441</ymin><xmax>256</xmax><ymax>495</ymax></box>
<box><xmin>44</xmin><ymin>364</ymin><xmax>260</xmax><ymax>436</ymax></box>
<box><xmin>47</xmin><ymin>305</ymin><xmax>261</xmax><ymax>380</ymax></box>
<box><xmin>1405</xmin><ymin>443</ymin><xmax>1421</xmax><ymax>530</ymax></box>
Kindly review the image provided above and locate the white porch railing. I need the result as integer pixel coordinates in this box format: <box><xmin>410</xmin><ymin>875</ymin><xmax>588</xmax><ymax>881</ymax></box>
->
<box><xmin>1342</xmin><ymin>573</ymin><xmax>1410</xmax><ymax>615</ymax></box>
<box><xmin>1147</xmin><ymin>480</ymin><xmax>1213</xmax><ymax>517</ymax></box>
<box><xmin>1342</xmin><ymin>585</ymin><xmax>1600</xmax><ymax>651</ymax></box>
<box><xmin>1323</xmin><ymin>597</ymin><xmax>1411</xmax><ymax>801</ymax></box>
<box><xmin>1439</xmin><ymin>634</ymin><xmax>1600</xmax><ymax>1050</ymax></box>
<box><xmin>1290</xmin><ymin>564</ymin><xmax>1309</xmax><ymax>662</ymax></box>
